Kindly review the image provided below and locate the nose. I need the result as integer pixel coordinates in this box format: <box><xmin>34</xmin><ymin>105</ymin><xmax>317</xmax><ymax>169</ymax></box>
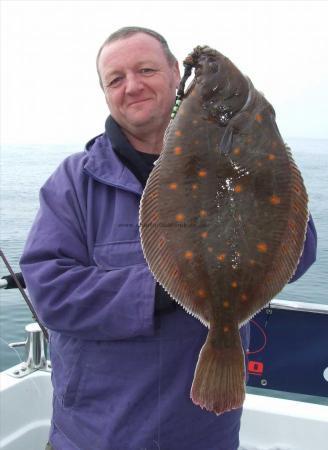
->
<box><xmin>125</xmin><ymin>73</ymin><xmax>143</xmax><ymax>95</ymax></box>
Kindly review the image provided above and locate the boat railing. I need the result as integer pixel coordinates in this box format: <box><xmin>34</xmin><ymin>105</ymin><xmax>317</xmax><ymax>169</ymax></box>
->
<box><xmin>269</xmin><ymin>298</ymin><xmax>328</xmax><ymax>314</ymax></box>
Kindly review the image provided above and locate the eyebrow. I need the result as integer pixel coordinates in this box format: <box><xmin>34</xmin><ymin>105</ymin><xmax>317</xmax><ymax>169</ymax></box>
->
<box><xmin>103</xmin><ymin>60</ymin><xmax>158</xmax><ymax>79</ymax></box>
<box><xmin>103</xmin><ymin>69</ymin><xmax>122</xmax><ymax>79</ymax></box>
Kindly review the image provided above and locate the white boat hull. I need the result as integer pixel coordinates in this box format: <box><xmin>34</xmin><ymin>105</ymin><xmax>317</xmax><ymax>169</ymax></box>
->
<box><xmin>0</xmin><ymin>370</ymin><xmax>52</xmax><ymax>450</ymax></box>
<box><xmin>1</xmin><ymin>368</ymin><xmax>327</xmax><ymax>450</ymax></box>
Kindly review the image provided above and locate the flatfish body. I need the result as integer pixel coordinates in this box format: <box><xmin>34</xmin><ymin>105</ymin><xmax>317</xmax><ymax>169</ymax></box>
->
<box><xmin>139</xmin><ymin>46</ymin><xmax>308</xmax><ymax>414</ymax></box>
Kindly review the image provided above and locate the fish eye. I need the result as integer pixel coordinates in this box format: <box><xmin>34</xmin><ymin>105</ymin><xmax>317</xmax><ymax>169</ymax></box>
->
<box><xmin>209</xmin><ymin>61</ymin><xmax>218</xmax><ymax>73</ymax></box>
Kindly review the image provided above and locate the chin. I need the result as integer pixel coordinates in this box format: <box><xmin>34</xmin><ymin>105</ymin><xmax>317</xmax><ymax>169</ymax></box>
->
<box><xmin>128</xmin><ymin>113</ymin><xmax>158</xmax><ymax>128</ymax></box>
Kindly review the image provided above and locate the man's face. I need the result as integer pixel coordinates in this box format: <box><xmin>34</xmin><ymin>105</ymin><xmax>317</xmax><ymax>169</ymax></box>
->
<box><xmin>98</xmin><ymin>33</ymin><xmax>180</xmax><ymax>135</ymax></box>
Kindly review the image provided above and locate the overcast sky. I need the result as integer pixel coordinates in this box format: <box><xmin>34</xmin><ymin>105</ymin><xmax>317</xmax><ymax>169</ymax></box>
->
<box><xmin>1</xmin><ymin>0</ymin><xmax>328</xmax><ymax>146</ymax></box>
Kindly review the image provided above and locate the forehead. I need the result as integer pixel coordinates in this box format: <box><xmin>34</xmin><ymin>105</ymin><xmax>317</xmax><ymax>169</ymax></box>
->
<box><xmin>98</xmin><ymin>33</ymin><xmax>169</xmax><ymax>76</ymax></box>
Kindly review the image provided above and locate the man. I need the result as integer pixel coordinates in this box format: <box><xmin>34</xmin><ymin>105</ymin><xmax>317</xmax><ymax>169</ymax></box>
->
<box><xmin>20</xmin><ymin>27</ymin><xmax>317</xmax><ymax>450</ymax></box>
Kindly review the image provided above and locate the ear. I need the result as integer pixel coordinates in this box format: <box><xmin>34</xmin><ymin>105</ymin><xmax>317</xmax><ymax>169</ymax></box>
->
<box><xmin>173</xmin><ymin>60</ymin><xmax>181</xmax><ymax>88</ymax></box>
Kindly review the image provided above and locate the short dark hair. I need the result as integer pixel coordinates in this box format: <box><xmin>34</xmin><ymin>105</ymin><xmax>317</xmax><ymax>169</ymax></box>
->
<box><xmin>96</xmin><ymin>26</ymin><xmax>177</xmax><ymax>88</ymax></box>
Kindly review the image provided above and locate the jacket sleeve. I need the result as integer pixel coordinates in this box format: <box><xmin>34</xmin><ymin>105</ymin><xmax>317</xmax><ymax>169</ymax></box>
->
<box><xmin>289</xmin><ymin>214</ymin><xmax>317</xmax><ymax>283</ymax></box>
<box><xmin>20</xmin><ymin>155</ymin><xmax>155</xmax><ymax>341</ymax></box>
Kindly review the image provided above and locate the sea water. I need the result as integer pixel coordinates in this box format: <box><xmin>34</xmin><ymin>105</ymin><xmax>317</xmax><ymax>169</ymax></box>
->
<box><xmin>1</xmin><ymin>138</ymin><xmax>327</xmax><ymax>372</ymax></box>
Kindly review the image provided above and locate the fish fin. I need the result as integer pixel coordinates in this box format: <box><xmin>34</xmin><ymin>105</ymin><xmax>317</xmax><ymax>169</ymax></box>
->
<box><xmin>140</xmin><ymin>161</ymin><xmax>187</xmax><ymax>297</ymax></box>
<box><xmin>237</xmin><ymin>145</ymin><xmax>308</xmax><ymax>324</ymax></box>
<box><xmin>140</xmin><ymin>157</ymin><xmax>211</xmax><ymax>325</ymax></box>
<box><xmin>190</xmin><ymin>327</ymin><xmax>245</xmax><ymax>415</ymax></box>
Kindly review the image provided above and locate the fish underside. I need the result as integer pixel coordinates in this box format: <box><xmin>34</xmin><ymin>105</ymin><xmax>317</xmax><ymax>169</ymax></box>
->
<box><xmin>139</xmin><ymin>46</ymin><xmax>308</xmax><ymax>415</ymax></box>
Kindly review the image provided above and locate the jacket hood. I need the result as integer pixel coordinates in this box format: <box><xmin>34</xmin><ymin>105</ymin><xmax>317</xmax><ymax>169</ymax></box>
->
<box><xmin>83</xmin><ymin>133</ymin><xmax>143</xmax><ymax>195</ymax></box>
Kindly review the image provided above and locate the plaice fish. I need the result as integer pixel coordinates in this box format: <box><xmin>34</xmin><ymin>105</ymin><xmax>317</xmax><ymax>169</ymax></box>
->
<box><xmin>139</xmin><ymin>46</ymin><xmax>308</xmax><ymax>415</ymax></box>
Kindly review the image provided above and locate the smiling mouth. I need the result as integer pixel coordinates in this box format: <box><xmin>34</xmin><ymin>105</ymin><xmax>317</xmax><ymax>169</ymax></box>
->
<box><xmin>128</xmin><ymin>99</ymin><xmax>152</xmax><ymax>107</ymax></box>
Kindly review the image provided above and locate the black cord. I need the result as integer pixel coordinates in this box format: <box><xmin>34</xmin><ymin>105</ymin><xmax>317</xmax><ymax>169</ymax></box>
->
<box><xmin>0</xmin><ymin>249</ymin><xmax>49</xmax><ymax>341</ymax></box>
<box><xmin>177</xmin><ymin>63</ymin><xmax>193</xmax><ymax>98</ymax></box>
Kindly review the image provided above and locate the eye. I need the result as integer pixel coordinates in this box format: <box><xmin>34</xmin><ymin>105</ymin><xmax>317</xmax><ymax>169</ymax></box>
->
<box><xmin>195</xmin><ymin>67</ymin><xmax>202</xmax><ymax>77</ymax></box>
<box><xmin>105</xmin><ymin>76</ymin><xmax>123</xmax><ymax>88</ymax></box>
<box><xmin>209</xmin><ymin>61</ymin><xmax>218</xmax><ymax>73</ymax></box>
<box><xmin>140</xmin><ymin>68</ymin><xmax>156</xmax><ymax>75</ymax></box>
<box><xmin>110</xmin><ymin>77</ymin><xmax>123</xmax><ymax>87</ymax></box>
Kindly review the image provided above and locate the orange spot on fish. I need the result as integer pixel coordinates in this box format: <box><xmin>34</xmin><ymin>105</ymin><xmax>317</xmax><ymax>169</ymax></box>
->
<box><xmin>257</xmin><ymin>242</ymin><xmax>268</xmax><ymax>253</ymax></box>
<box><xmin>175</xmin><ymin>213</ymin><xmax>185</xmax><ymax>222</ymax></box>
<box><xmin>223</xmin><ymin>325</ymin><xmax>230</xmax><ymax>333</ymax></box>
<box><xmin>184</xmin><ymin>250</ymin><xmax>193</xmax><ymax>260</ymax></box>
<box><xmin>249</xmin><ymin>259</ymin><xmax>256</xmax><ymax>266</ymax></box>
<box><xmin>231</xmin><ymin>281</ymin><xmax>238</xmax><ymax>288</ymax></box>
<box><xmin>199</xmin><ymin>209</ymin><xmax>207</xmax><ymax>217</ymax></box>
<box><xmin>233</xmin><ymin>147</ymin><xmax>241</xmax><ymax>156</ymax></box>
<box><xmin>241</xmin><ymin>293</ymin><xmax>248</xmax><ymax>302</ymax></box>
<box><xmin>197</xmin><ymin>288</ymin><xmax>207</xmax><ymax>298</ymax></box>
<box><xmin>169</xmin><ymin>182</ymin><xmax>178</xmax><ymax>190</ymax></box>
<box><xmin>198</xmin><ymin>169</ymin><xmax>207</xmax><ymax>177</ymax></box>
<box><xmin>217</xmin><ymin>253</ymin><xmax>226</xmax><ymax>262</ymax></box>
<box><xmin>270</xmin><ymin>195</ymin><xmax>281</xmax><ymax>205</ymax></box>
<box><xmin>223</xmin><ymin>300</ymin><xmax>230</xmax><ymax>308</ymax></box>
<box><xmin>208</xmin><ymin>247</ymin><xmax>213</xmax><ymax>253</ymax></box>
<box><xmin>174</xmin><ymin>146</ymin><xmax>183</xmax><ymax>155</ymax></box>
<box><xmin>201</xmin><ymin>231</ymin><xmax>208</xmax><ymax>238</ymax></box>
<box><xmin>289</xmin><ymin>220</ymin><xmax>296</xmax><ymax>232</ymax></box>
<box><xmin>192</xmin><ymin>184</ymin><xmax>198</xmax><ymax>191</ymax></box>
<box><xmin>175</xmin><ymin>130</ymin><xmax>182</xmax><ymax>137</ymax></box>
<box><xmin>255</xmin><ymin>113</ymin><xmax>263</xmax><ymax>123</ymax></box>
<box><xmin>158</xmin><ymin>237</ymin><xmax>166</xmax><ymax>249</ymax></box>
<box><xmin>234</xmin><ymin>184</ymin><xmax>243</xmax><ymax>193</ymax></box>
<box><xmin>268</xmin><ymin>153</ymin><xmax>276</xmax><ymax>161</ymax></box>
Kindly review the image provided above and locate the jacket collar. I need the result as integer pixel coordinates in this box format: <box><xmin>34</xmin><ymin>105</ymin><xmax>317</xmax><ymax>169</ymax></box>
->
<box><xmin>106</xmin><ymin>116</ymin><xmax>158</xmax><ymax>189</ymax></box>
<box><xmin>83</xmin><ymin>131</ymin><xmax>143</xmax><ymax>196</ymax></box>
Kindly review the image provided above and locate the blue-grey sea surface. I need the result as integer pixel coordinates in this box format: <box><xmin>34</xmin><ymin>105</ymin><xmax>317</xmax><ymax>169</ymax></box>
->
<box><xmin>1</xmin><ymin>138</ymin><xmax>327</xmax><ymax>373</ymax></box>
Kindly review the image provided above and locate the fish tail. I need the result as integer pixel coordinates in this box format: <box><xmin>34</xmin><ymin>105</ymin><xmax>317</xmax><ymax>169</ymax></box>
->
<box><xmin>190</xmin><ymin>329</ymin><xmax>245</xmax><ymax>415</ymax></box>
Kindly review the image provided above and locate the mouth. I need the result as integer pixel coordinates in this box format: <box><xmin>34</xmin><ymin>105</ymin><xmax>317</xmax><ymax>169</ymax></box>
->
<box><xmin>127</xmin><ymin>98</ymin><xmax>152</xmax><ymax>107</ymax></box>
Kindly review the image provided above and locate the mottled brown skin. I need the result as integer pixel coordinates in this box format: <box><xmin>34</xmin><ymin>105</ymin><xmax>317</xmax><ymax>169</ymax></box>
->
<box><xmin>139</xmin><ymin>46</ymin><xmax>308</xmax><ymax>414</ymax></box>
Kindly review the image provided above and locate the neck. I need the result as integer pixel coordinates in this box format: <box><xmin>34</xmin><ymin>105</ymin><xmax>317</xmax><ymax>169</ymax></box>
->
<box><xmin>121</xmin><ymin>123</ymin><xmax>168</xmax><ymax>155</ymax></box>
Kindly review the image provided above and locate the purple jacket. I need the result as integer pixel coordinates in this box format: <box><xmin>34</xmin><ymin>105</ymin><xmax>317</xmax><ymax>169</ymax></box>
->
<box><xmin>20</xmin><ymin>134</ymin><xmax>316</xmax><ymax>450</ymax></box>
